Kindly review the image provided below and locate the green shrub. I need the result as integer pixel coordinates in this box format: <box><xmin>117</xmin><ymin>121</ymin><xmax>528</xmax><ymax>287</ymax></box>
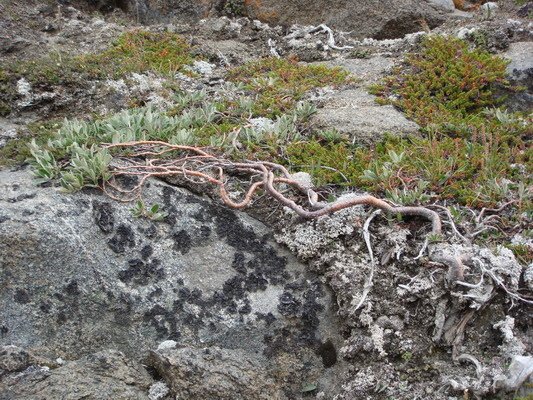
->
<box><xmin>371</xmin><ymin>35</ymin><xmax>510</xmax><ymax>129</ymax></box>
<box><xmin>83</xmin><ymin>30</ymin><xmax>194</xmax><ymax>78</ymax></box>
<box><xmin>353</xmin><ymin>35</ymin><xmax>532</xmax><ymax>209</ymax></box>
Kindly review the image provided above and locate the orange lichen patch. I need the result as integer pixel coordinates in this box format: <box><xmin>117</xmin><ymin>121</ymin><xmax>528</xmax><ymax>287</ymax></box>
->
<box><xmin>452</xmin><ymin>0</ymin><xmax>490</xmax><ymax>11</ymax></box>
<box><xmin>243</xmin><ymin>0</ymin><xmax>280</xmax><ymax>23</ymax></box>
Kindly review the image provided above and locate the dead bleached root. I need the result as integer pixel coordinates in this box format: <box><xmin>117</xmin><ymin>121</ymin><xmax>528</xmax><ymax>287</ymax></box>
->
<box><xmin>285</xmin><ymin>23</ymin><xmax>354</xmax><ymax>50</ymax></box>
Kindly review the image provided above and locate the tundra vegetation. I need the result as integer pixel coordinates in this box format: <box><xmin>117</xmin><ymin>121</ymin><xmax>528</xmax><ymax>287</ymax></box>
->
<box><xmin>9</xmin><ymin>31</ymin><xmax>529</xmax><ymax>263</ymax></box>
<box><xmin>0</xmin><ymin>11</ymin><xmax>532</xmax><ymax>399</ymax></box>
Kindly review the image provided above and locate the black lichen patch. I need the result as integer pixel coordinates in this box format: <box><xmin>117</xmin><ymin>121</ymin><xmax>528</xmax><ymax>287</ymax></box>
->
<box><xmin>39</xmin><ymin>301</ymin><xmax>52</xmax><ymax>314</ymax></box>
<box><xmin>245</xmin><ymin>272</ymin><xmax>268</xmax><ymax>292</ymax></box>
<box><xmin>278</xmin><ymin>292</ymin><xmax>301</xmax><ymax>317</ymax></box>
<box><xmin>0</xmin><ymin>215</ymin><xmax>9</xmax><ymax>223</ymax></box>
<box><xmin>143</xmin><ymin>305</ymin><xmax>181</xmax><ymax>340</ymax></box>
<box><xmin>92</xmin><ymin>200</ymin><xmax>115</xmax><ymax>234</ymax></box>
<box><xmin>256</xmin><ymin>312</ymin><xmax>276</xmax><ymax>326</ymax></box>
<box><xmin>172</xmin><ymin>230</ymin><xmax>192</xmax><ymax>255</ymax></box>
<box><xmin>65</xmin><ymin>280</ymin><xmax>80</xmax><ymax>296</ymax></box>
<box><xmin>56</xmin><ymin>311</ymin><xmax>68</xmax><ymax>324</ymax></box>
<box><xmin>232</xmin><ymin>252</ymin><xmax>247</xmax><ymax>274</ymax></box>
<box><xmin>114</xmin><ymin>175</ymin><xmax>139</xmax><ymax>191</ymax></box>
<box><xmin>181</xmin><ymin>203</ymin><xmax>295</xmax><ymax>318</ymax></box>
<box><xmin>14</xmin><ymin>289</ymin><xmax>30</xmax><ymax>304</ymax></box>
<box><xmin>108</xmin><ymin>224</ymin><xmax>135</xmax><ymax>253</ymax></box>
<box><xmin>0</xmin><ymin>326</ymin><xmax>9</xmax><ymax>337</ymax></box>
<box><xmin>171</xmin><ymin>287</ymin><xmax>213</xmax><ymax>331</ymax></box>
<box><xmin>138</xmin><ymin>224</ymin><xmax>158</xmax><ymax>239</ymax></box>
<box><xmin>316</xmin><ymin>339</ymin><xmax>337</xmax><ymax>368</ymax></box>
<box><xmin>221</xmin><ymin>276</ymin><xmax>246</xmax><ymax>305</ymax></box>
<box><xmin>161</xmin><ymin>186</ymin><xmax>175</xmax><ymax>208</ymax></box>
<box><xmin>212</xmin><ymin>205</ymin><xmax>288</xmax><ymax>282</ymax></box>
<box><xmin>263</xmin><ymin>279</ymin><xmax>326</xmax><ymax>358</ymax></box>
<box><xmin>192</xmin><ymin>207</ymin><xmax>212</xmax><ymax>223</ymax></box>
<box><xmin>140</xmin><ymin>244</ymin><xmax>154</xmax><ymax>260</ymax></box>
<box><xmin>177</xmin><ymin>287</ymin><xmax>203</xmax><ymax>303</ymax></box>
<box><xmin>212</xmin><ymin>206</ymin><xmax>260</xmax><ymax>252</ymax></box>
<box><xmin>118</xmin><ymin>258</ymin><xmax>165</xmax><ymax>286</ymax></box>
<box><xmin>148</xmin><ymin>287</ymin><xmax>163</xmax><ymax>300</ymax></box>
<box><xmin>199</xmin><ymin>225</ymin><xmax>211</xmax><ymax>239</ymax></box>
<box><xmin>238</xmin><ymin>300</ymin><xmax>252</xmax><ymax>315</ymax></box>
<box><xmin>7</xmin><ymin>193</ymin><xmax>36</xmax><ymax>203</ymax></box>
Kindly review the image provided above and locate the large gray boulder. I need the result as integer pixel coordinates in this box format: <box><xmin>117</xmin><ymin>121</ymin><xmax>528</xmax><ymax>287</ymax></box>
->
<box><xmin>243</xmin><ymin>0</ymin><xmax>447</xmax><ymax>39</ymax></box>
<box><xmin>0</xmin><ymin>167</ymin><xmax>345</xmax><ymax>397</ymax></box>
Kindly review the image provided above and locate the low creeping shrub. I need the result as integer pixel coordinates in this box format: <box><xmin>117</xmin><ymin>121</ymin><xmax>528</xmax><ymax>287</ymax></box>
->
<box><xmin>227</xmin><ymin>57</ymin><xmax>350</xmax><ymax>117</ymax></box>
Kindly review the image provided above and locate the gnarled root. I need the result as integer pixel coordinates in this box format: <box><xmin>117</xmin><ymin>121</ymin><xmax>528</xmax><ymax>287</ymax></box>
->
<box><xmin>103</xmin><ymin>141</ymin><xmax>465</xmax><ymax>281</ymax></box>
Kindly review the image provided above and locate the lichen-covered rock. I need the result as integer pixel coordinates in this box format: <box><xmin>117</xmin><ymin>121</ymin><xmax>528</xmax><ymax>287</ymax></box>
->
<box><xmin>503</xmin><ymin>41</ymin><xmax>533</xmax><ymax>111</ymax></box>
<box><xmin>276</xmin><ymin>204</ymin><xmax>531</xmax><ymax>399</ymax></box>
<box><xmin>0</xmin><ymin>167</ymin><xmax>344</xmax><ymax>397</ymax></box>
<box><xmin>0</xmin><ymin>349</ymin><xmax>153</xmax><ymax>400</ymax></box>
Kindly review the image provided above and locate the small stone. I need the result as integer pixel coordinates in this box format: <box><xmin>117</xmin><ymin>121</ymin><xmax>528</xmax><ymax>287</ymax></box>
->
<box><xmin>289</xmin><ymin>172</ymin><xmax>314</xmax><ymax>190</ymax></box>
<box><xmin>148</xmin><ymin>382</ymin><xmax>170</xmax><ymax>400</ymax></box>
<box><xmin>427</xmin><ymin>0</ymin><xmax>455</xmax><ymax>12</ymax></box>
<box><xmin>187</xmin><ymin>60</ymin><xmax>216</xmax><ymax>76</ymax></box>
<box><xmin>481</xmin><ymin>2</ymin><xmax>498</xmax><ymax>16</ymax></box>
<box><xmin>457</xmin><ymin>27</ymin><xmax>478</xmax><ymax>40</ymax></box>
<box><xmin>157</xmin><ymin>340</ymin><xmax>178</xmax><ymax>351</ymax></box>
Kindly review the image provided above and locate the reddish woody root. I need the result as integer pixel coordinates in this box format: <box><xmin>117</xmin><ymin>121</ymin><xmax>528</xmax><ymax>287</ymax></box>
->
<box><xmin>103</xmin><ymin>141</ymin><xmax>465</xmax><ymax>281</ymax></box>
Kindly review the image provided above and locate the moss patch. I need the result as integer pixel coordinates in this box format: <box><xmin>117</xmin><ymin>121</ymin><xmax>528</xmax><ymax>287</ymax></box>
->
<box><xmin>0</xmin><ymin>30</ymin><xmax>194</xmax><ymax>92</ymax></box>
<box><xmin>0</xmin><ymin>120</ymin><xmax>60</xmax><ymax>167</ymax></box>
<box><xmin>227</xmin><ymin>57</ymin><xmax>351</xmax><ymax>117</ymax></box>
<box><xmin>84</xmin><ymin>30</ymin><xmax>194</xmax><ymax>78</ymax></box>
<box><xmin>0</xmin><ymin>29</ymin><xmax>196</xmax><ymax>143</ymax></box>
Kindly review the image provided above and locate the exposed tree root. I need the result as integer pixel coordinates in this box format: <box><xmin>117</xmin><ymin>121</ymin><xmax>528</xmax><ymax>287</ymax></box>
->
<box><xmin>99</xmin><ymin>141</ymin><xmax>532</xmax><ymax>375</ymax></box>
<box><xmin>101</xmin><ymin>142</ymin><xmax>533</xmax><ymax>312</ymax></box>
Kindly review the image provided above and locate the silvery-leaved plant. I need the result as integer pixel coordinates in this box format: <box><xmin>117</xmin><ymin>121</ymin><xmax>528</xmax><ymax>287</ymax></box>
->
<box><xmin>59</xmin><ymin>144</ymin><xmax>111</xmax><ymax>192</ymax></box>
<box><xmin>28</xmin><ymin>139</ymin><xmax>59</xmax><ymax>183</ymax></box>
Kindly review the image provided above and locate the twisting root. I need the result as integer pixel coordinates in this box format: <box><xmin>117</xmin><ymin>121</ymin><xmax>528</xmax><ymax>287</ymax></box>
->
<box><xmin>309</xmin><ymin>24</ymin><xmax>354</xmax><ymax>50</ymax></box>
<box><xmin>353</xmin><ymin>210</ymin><xmax>381</xmax><ymax>311</ymax></box>
<box><xmin>102</xmin><ymin>142</ymin><xmax>465</xmax><ymax>280</ymax></box>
